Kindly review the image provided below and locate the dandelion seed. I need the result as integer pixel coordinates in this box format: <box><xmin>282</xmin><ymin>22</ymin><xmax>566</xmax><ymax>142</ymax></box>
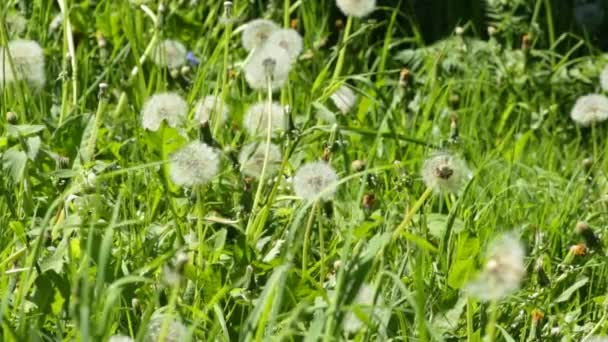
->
<box><xmin>244</xmin><ymin>44</ymin><xmax>292</xmax><ymax>90</ymax></box>
<box><xmin>108</xmin><ymin>336</ymin><xmax>133</xmax><ymax>342</ymax></box>
<box><xmin>6</xmin><ymin>14</ymin><xmax>27</xmax><ymax>38</ymax></box>
<box><xmin>169</xmin><ymin>141</ymin><xmax>219</xmax><ymax>187</ymax></box>
<box><xmin>293</xmin><ymin>161</ymin><xmax>339</xmax><ymax>201</ymax></box>
<box><xmin>145</xmin><ymin>311</ymin><xmax>188</xmax><ymax>342</ymax></box>
<box><xmin>243</xmin><ymin>101</ymin><xmax>287</xmax><ymax>136</ymax></box>
<box><xmin>330</xmin><ymin>85</ymin><xmax>357</xmax><ymax>114</ymax></box>
<box><xmin>266</xmin><ymin>29</ymin><xmax>303</xmax><ymax>62</ymax></box>
<box><xmin>601</xmin><ymin>65</ymin><xmax>608</xmax><ymax>92</ymax></box>
<box><xmin>570</xmin><ymin>94</ymin><xmax>608</xmax><ymax>126</ymax></box>
<box><xmin>141</xmin><ymin>92</ymin><xmax>188</xmax><ymax>131</ymax></box>
<box><xmin>238</xmin><ymin>142</ymin><xmax>282</xmax><ymax>178</ymax></box>
<box><xmin>151</xmin><ymin>39</ymin><xmax>187</xmax><ymax>69</ymax></box>
<box><xmin>342</xmin><ymin>284</ymin><xmax>390</xmax><ymax>333</ymax></box>
<box><xmin>421</xmin><ymin>152</ymin><xmax>471</xmax><ymax>194</ymax></box>
<box><xmin>241</xmin><ymin>19</ymin><xmax>279</xmax><ymax>51</ymax></box>
<box><xmin>336</xmin><ymin>0</ymin><xmax>377</xmax><ymax>18</ymax></box>
<box><xmin>0</xmin><ymin>39</ymin><xmax>45</xmax><ymax>89</ymax></box>
<box><xmin>465</xmin><ymin>233</ymin><xmax>526</xmax><ymax>301</ymax></box>
<box><xmin>194</xmin><ymin>95</ymin><xmax>229</xmax><ymax>126</ymax></box>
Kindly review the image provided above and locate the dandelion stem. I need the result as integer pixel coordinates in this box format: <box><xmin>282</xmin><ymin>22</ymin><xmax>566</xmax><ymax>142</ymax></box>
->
<box><xmin>331</xmin><ymin>15</ymin><xmax>353</xmax><ymax>83</ymax></box>
<box><xmin>393</xmin><ymin>187</ymin><xmax>433</xmax><ymax>240</ymax></box>
<box><xmin>302</xmin><ymin>200</ymin><xmax>318</xmax><ymax>275</ymax></box>
<box><xmin>58</xmin><ymin>0</ymin><xmax>78</xmax><ymax>107</ymax></box>
<box><xmin>484</xmin><ymin>300</ymin><xmax>498</xmax><ymax>342</ymax></box>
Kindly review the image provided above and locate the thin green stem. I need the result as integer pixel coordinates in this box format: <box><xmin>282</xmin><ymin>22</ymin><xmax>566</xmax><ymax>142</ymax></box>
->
<box><xmin>331</xmin><ymin>15</ymin><xmax>353</xmax><ymax>83</ymax></box>
<box><xmin>484</xmin><ymin>300</ymin><xmax>498</xmax><ymax>342</ymax></box>
<box><xmin>393</xmin><ymin>187</ymin><xmax>433</xmax><ymax>240</ymax></box>
<box><xmin>302</xmin><ymin>201</ymin><xmax>318</xmax><ymax>275</ymax></box>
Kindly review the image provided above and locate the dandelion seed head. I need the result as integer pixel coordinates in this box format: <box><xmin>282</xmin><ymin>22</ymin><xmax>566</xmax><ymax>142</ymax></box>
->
<box><xmin>0</xmin><ymin>39</ymin><xmax>45</xmax><ymax>89</ymax></box>
<box><xmin>336</xmin><ymin>0</ymin><xmax>377</xmax><ymax>18</ymax></box>
<box><xmin>6</xmin><ymin>14</ymin><xmax>27</xmax><ymax>38</ymax></box>
<box><xmin>421</xmin><ymin>152</ymin><xmax>471</xmax><ymax>194</ymax></box>
<box><xmin>570</xmin><ymin>94</ymin><xmax>608</xmax><ymax>126</ymax></box>
<box><xmin>241</xmin><ymin>19</ymin><xmax>279</xmax><ymax>51</ymax></box>
<box><xmin>243</xmin><ymin>101</ymin><xmax>287</xmax><ymax>136</ymax></box>
<box><xmin>151</xmin><ymin>39</ymin><xmax>187</xmax><ymax>69</ymax></box>
<box><xmin>465</xmin><ymin>233</ymin><xmax>526</xmax><ymax>301</ymax></box>
<box><xmin>584</xmin><ymin>336</ymin><xmax>608</xmax><ymax>342</ymax></box>
<box><xmin>601</xmin><ymin>65</ymin><xmax>608</xmax><ymax>92</ymax></box>
<box><xmin>293</xmin><ymin>161</ymin><xmax>339</xmax><ymax>201</ymax></box>
<box><xmin>266</xmin><ymin>29</ymin><xmax>303</xmax><ymax>62</ymax></box>
<box><xmin>145</xmin><ymin>312</ymin><xmax>188</xmax><ymax>342</ymax></box>
<box><xmin>330</xmin><ymin>85</ymin><xmax>357</xmax><ymax>114</ymax></box>
<box><xmin>108</xmin><ymin>336</ymin><xmax>133</xmax><ymax>342</ymax></box>
<box><xmin>169</xmin><ymin>141</ymin><xmax>220</xmax><ymax>187</ymax></box>
<box><xmin>141</xmin><ymin>92</ymin><xmax>187</xmax><ymax>131</ymax></box>
<box><xmin>342</xmin><ymin>284</ymin><xmax>390</xmax><ymax>333</ymax></box>
<box><xmin>194</xmin><ymin>95</ymin><xmax>229</xmax><ymax>126</ymax></box>
<box><xmin>244</xmin><ymin>44</ymin><xmax>291</xmax><ymax>90</ymax></box>
<box><xmin>238</xmin><ymin>142</ymin><xmax>282</xmax><ymax>178</ymax></box>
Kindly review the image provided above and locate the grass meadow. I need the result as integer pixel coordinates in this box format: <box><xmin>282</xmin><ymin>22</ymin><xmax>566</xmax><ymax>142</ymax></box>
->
<box><xmin>2</xmin><ymin>0</ymin><xmax>608</xmax><ymax>341</ymax></box>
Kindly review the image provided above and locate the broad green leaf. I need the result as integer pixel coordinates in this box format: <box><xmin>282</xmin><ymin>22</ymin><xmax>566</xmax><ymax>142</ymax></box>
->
<box><xmin>556</xmin><ymin>277</ymin><xmax>589</xmax><ymax>303</ymax></box>
<box><xmin>2</xmin><ymin>148</ymin><xmax>27</xmax><ymax>182</ymax></box>
<box><xmin>7</xmin><ymin>124</ymin><xmax>46</xmax><ymax>137</ymax></box>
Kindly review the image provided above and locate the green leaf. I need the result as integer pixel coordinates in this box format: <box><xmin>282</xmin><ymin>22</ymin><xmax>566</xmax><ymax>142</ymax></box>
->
<box><xmin>26</xmin><ymin>136</ymin><xmax>41</xmax><ymax>161</ymax></box>
<box><xmin>2</xmin><ymin>148</ymin><xmax>27</xmax><ymax>182</ymax></box>
<box><xmin>426</xmin><ymin>213</ymin><xmax>465</xmax><ymax>239</ymax></box>
<box><xmin>7</xmin><ymin>124</ymin><xmax>46</xmax><ymax>137</ymax></box>
<box><xmin>556</xmin><ymin>277</ymin><xmax>589</xmax><ymax>303</ymax></box>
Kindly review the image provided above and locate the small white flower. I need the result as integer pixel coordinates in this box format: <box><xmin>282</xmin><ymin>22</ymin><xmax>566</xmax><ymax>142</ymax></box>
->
<box><xmin>169</xmin><ymin>141</ymin><xmax>220</xmax><ymax>187</ymax></box>
<box><xmin>570</xmin><ymin>94</ymin><xmax>608</xmax><ymax>126</ymax></box>
<box><xmin>194</xmin><ymin>95</ymin><xmax>229</xmax><ymax>126</ymax></box>
<box><xmin>330</xmin><ymin>85</ymin><xmax>357</xmax><ymax>114</ymax></box>
<box><xmin>465</xmin><ymin>233</ymin><xmax>526</xmax><ymax>301</ymax></box>
<box><xmin>241</xmin><ymin>19</ymin><xmax>279</xmax><ymax>51</ymax></box>
<box><xmin>244</xmin><ymin>43</ymin><xmax>292</xmax><ymax>91</ymax></box>
<box><xmin>141</xmin><ymin>92</ymin><xmax>188</xmax><ymax>131</ymax></box>
<box><xmin>243</xmin><ymin>101</ymin><xmax>288</xmax><ymax>136</ymax></box>
<box><xmin>421</xmin><ymin>152</ymin><xmax>471</xmax><ymax>194</ymax></box>
<box><xmin>6</xmin><ymin>14</ymin><xmax>27</xmax><ymax>37</ymax></box>
<box><xmin>266</xmin><ymin>29</ymin><xmax>303</xmax><ymax>62</ymax></box>
<box><xmin>293</xmin><ymin>161</ymin><xmax>339</xmax><ymax>201</ymax></box>
<box><xmin>336</xmin><ymin>0</ymin><xmax>377</xmax><ymax>18</ymax></box>
<box><xmin>0</xmin><ymin>39</ymin><xmax>45</xmax><ymax>89</ymax></box>
<box><xmin>145</xmin><ymin>311</ymin><xmax>188</xmax><ymax>342</ymax></box>
<box><xmin>342</xmin><ymin>284</ymin><xmax>390</xmax><ymax>333</ymax></box>
<box><xmin>151</xmin><ymin>39</ymin><xmax>187</xmax><ymax>69</ymax></box>
<box><xmin>108</xmin><ymin>336</ymin><xmax>133</xmax><ymax>342</ymax></box>
<box><xmin>238</xmin><ymin>142</ymin><xmax>282</xmax><ymax>178</ymax></box>
<box><xmin>601</xmin><ymin>65</ymin><xmax>608</xmax><ymax>91</ymax></box>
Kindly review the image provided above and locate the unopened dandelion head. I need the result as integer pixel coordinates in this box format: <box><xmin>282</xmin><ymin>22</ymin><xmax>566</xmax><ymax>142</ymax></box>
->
<box><xmin>194</xmin><ymin>95</ymin><xmax>229</xmax><ymax>126</ymax></box>
<box><xmin>0</xmin><ymin>39</ymin><xmax>45</xmax><ymax>89</ymax></box>
<box><xmin>145</xmin><ymin>311</ymin><xmax>188</xmax><ymax>342</ymax></box>
<box><xmin>241</xmin><ymin>19</ymin><xmax>279</xmax><ymax>51</ymax></box>
<box><xmin>330</xmin><ymin>85</ymin><xmax>357</xmax><ymax>114</ymax></box>
<box><xmin>421</xmin><ymin>152</ymin><xmax>471</xmax><ymax>194</ymax></box>
<box><xmin>169</xmin><ymin>141</ymin><xmax>220</xmax><ymax>187</ymax></box>
<box><xmin>266</xmin><ymin>29</ymin><xmax>303</xmax><ymax>62</ymax></box>
<box><xmin>244</xmin><ymin>44</ymin><xmax>291</xmax><ymax>91</ymax></box>
<box><xmin>243</xmin><ymin>101</ymin><xmax>287</xmax><ymax>136</ymax></box>
<box><xmin>141</xmin><ymin>92</ymin><xmax>188</xmax><ymax>131</ymax></box>
<box><xmin>238</xmin><ymin>142</ymin><xmax>282</xmax><ymax>178</ymax></box>
<box><xmin>151</xmin><ymin>39</ymin><xmax>187</xmax><ymax>69</ymax></box>
<box><xmin>342</xmin><ymin>284</ymin><xmax>390</xmax><ymax>333</ymax></box>
<box><xmin>465</xmin><ymin>233</ymin><xmax>526</xmax><ymax>301</ymax></box>
<box><xmin>570</xmin><ymin>94</ymin><xmax>608</xmax><ymax>126</ymax></box>
<box><xmin>336</xmin><ymin>0</ymin><xmax>377</xmax><ymax>18</ymax></box>
<box><xmin>601</xmin><ymin>65</ymin><xmax>608</xmax><ymax>92</ymax></box>
<box><xmin>293</xmin><ymin>161</ymin><xmax>339</xmax><ymax>201</ymax></box>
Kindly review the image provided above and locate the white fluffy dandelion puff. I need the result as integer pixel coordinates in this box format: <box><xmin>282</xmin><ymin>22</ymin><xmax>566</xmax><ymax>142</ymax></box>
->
<box><xmin>141</xmin><ymin>92</ymin><xmax>188</xmax><ymax>131</ymax></box>
<box><xmin>6</xmin><ymin>14</ymin><xmax>27</xmax><ymax>38</ymax></box>
<box><xmin>0</xmin><ymin>39</ymin><xmax>45</xmax><ymax>89</ymax></box>
<box><xmin>145</xmin><ymin>311</ymin><xmax>188</xmax><ymax>342</ymax></box>
<box><xmin>342</xmin><ymin>284</ymin><xmax>390</xmax><ymax>333</ymax></box>
<box><xmin>601</xmin><ymin>65</ymin><xmax>608</xmax><ymax>92</ymax></box>
<box><xmin>108</xmin><ymin>336</ymin><xmax>133</xmax><ymax>342</ymax></box>
<box><xmin>421</xmin><ymin>152</ymin><xmax>471</xmax><ymax>194</ymax></box>
<box><xmin>266</xmin><ymin>29</ymin><xmax>303</xmax><ymax>62</ymax></box>
<box><xmin>330</xmin><ymin>85</ymin><xmax>357</xmax><ymax>114</ymax></box>
<box><xmin>293</xmin><ymin>161</ymin><xmax>339</xmax><ymax>201</ymax></box>
<box><xmin>169</xmin><ymin>141</ymin><xmax>220</xmax><ymax>187</ymax></box>
<box><xmin>336</xmin><ymin>0</ymin><xmax>377</xmax><ymax>18</ymax></box>
<box><xmin>244</xmin><ymin>44</ymin><xmax>292</xmax><ymax>91</ymax></box>
<box><xmin>465</xmin><ymin>233</ymin><xmax>526</xmax><ymax>301</ymax></box>
<box><xmin>151</xmin><ymin>39</ymin><xmax>187</xmax><ymax>69</ymax></box>
<box><xmin>241</xmin><ymin>19</ymin><xmax>279</xmax><ymax>51</ymax></box>
<box><xmin>571</xmin><ymin>94</ymin><xmax>608</xmax><ymax>126</ymax></box>
<box><xmin>194</xmin><ymin>95</ymin><xmax>229</xmax><ymax>126</ymax></box>
<box><xmin>238</xmin><ymin>142</ymin><xmax>283</xmax><ymax>178</ymax></box>
<box><xmin>243</xmin><ymin>101</ymin><xmax>288</xmax><ymax>136</ymax></box>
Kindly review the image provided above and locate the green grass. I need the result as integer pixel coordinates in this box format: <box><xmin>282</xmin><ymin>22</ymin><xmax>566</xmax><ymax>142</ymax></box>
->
<box><xmin>1</xmin><ymin>0</ymin><xmax>608</xmax><ymax>341</ymax></box>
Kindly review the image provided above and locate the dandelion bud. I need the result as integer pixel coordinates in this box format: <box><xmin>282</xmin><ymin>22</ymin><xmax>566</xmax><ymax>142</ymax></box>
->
<box><xmin>570</xmin><ymin>94</ymin><xmax>608</xmax><ymax>126</ymax></box>
<box><xmin>335</xmin><ymin>19</ymin><xmax>344</xmax><ymax>30</ymax></box>
<box><xmin>141</xmin><ymin>92</ymin><xmax>187</xmax><ymax>131</ymax></box>
<box><xmin>95</xmin><ymin>31</ymin><xmax>107</xmax><ymax>48</ymax></box>
<box><xmin>531</xmin><ymin>309</ymin><xmax>544</xmax><ymax>323</ymax></box>
<box><xmin>421</xmin><ymin>152</ymin><xmax>471</xmax><ymax>194</ymax></box>
<box><xmin>576</xmin><ymin>221</ymin><xmax>603</xmax><ymax>253</ymax></box>
<box><xmin>175</xmin><ymin>252</ymin><xmax>189</xmax><ymax>274</ymax></box>
<box><xmin>243</xmin><ymin>101</ymin><xmax>288</xmax><ymax>136</ymax></box>
<box><xmin>521</xmin><ymin>34</ymin><xmax>532</xmax><ymax>50</ymax></box>
<box><xmin>290</xmin><ymin>18</ymin><xmax>299</xmax><ymax>30</ymax></box>
<box><xmin>330</xmin><ymin>85</ymin><xmax>357</xmax><ymax>114</ymax></box>
<box><xmin>6</xmin><ymin>111</ymin><xmax>17</xmax><ymax>123</ymax></box>
<box><xmin>241</xmin><ymin>19</ymin><xmax>279</xmax><ymax>51</ymax></box>
<box><xmin>351</xmin><ymin>159</ymin><xmax>366</xmax><ymax>172</ymax></box>
<box><xmin>535</xmin><ymin>258</ymin><xmax>550</xmax><ymax>287</ymax></box>
<box><xmin>238</xmin><ymin>142</ymin><xmax>283</xmax><ymax>178</ymax></box>
<box><xmin>336</xmin><ymin>0</ymin><xmax>377</xmax><ymax>18</ymax></box>
<box><xmin>570</xmin><ymin>243</ymin><xmax>587</xmax><ymax>257</ymax></box>
<box><xmin>399</xmin><ymin>68</ymin><xmax>411</xmax><ymax>86</ymax></box>
<box><xmin>362</xmin><ymin>193</ymin><xmax>375</xmax><ymax>210</ymax></box>
<box><xmin>0</xmin><ymin>39</ymin><xmax>46</xmax><ymax>89</ymax></box>
<box><xmin>487</xmin><ymin>26</ymin><xmax>497</xmax><ymax>36</ymax></box>
<box><xmin>151</xmin><ymin>39</ymin><xmax>187</xmax><ymax>69</ymax></box>
<box><xmin>169</xmin><ymin>141</ymin><xmax>219</xmax><ymax>187</ymax></box>
<box><xmin>180</xmin><ymin>65</ymin><xmax>190</xmax><ymax>75</ymax></box>
<box><xmin>293</xmin><ymin>161</ymin><xmax>339</xmax><ymax>201</ymax></box>
<box><xmin>582</xmin><ymin>157</ymin><xmax>594</xmax><ymax>170</ymax></box>
<box><xmin>131</xmin><ymin>298</ymin><xmax>140</xmax><ymax>310</ymax></box>
<box><xmin>223</xmin><ymin>1</ymin><xmax>233</xmax><ymax>19</ymax></box>
<box><xmin>455</xmin><ymin>26</ymin><xmax>465</xmax><ymax>35</ymax></box>
<box><xmin>449</xmin><ymin>113</ymin><xmax>459</xmax><ymax>141</ymax></box>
